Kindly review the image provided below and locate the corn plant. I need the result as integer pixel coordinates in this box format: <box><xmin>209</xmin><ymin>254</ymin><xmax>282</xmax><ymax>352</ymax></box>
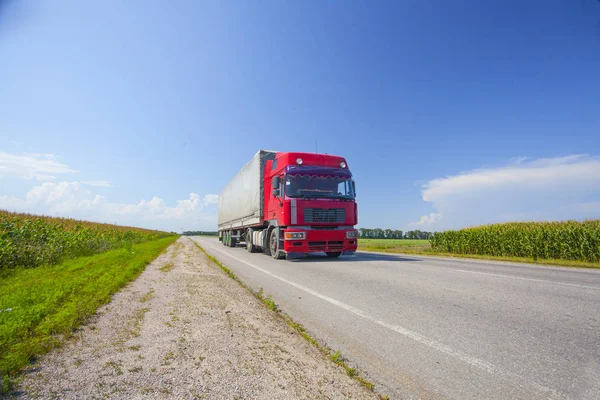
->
<box><xmin>430</xmin><ymin>220</ymin><xmax>600</xmax><ymax>263</ymax></box>
<box><xmin>0</xmin><ymin>210</ymin><xmax>175</xmax><ymax>269</ymax></box>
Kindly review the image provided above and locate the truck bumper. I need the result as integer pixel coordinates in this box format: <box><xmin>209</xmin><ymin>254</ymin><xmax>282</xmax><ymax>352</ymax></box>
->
<box><xmin>282</xmin><ymin>229</ymin><xmax>358</xmax><ymax>256</ymax></box>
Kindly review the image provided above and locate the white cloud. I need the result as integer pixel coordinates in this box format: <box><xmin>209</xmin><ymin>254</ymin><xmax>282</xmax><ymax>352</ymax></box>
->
<box><xmin>0</xmin><ymin>181</ymin><xmax>219</xmax><ymax>232</ymax></box>
<box><xmin>0</xmin><ymin>152</ymin><xmax>77</xmax><ymax>180</ymax></box>
<box><xmin>410</xmin><ymin>213</ymin><xmax>441</xmax><ymax>227</ymax></box>
<box><xmin>203</xmin><ymin>194</ymin><xmax>219</xmax><ymax>205</ymax></box>
<box><xmin>413</xmin><ymin>154</ymin><xmax>600</xmax><ymax>230</ymax></box>
<box><xmin>0</xmin><ymin>151</ymin><xmax>217</xmax><ymax>231</ymax></box>
<box><xmin>81</xmin><ymin>180</ymin><xmax>112</xmax><ymax>187</ymax></box>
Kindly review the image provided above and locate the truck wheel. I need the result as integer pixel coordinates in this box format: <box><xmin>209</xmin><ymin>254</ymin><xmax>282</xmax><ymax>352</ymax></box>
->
<box><xmin>246</xmin><ymin>229</ymin><xmax>256</xmax><ymax>253</ymax></box>
<box><xmin>269</xmin><ymin>229</ymin><xmax>284</xmax><ymax>260</ymax></box>
<box><xmin>230</xmin><ymin>236</ymin><xmax>237</xmax><ymax>247</ymax></box>
<box><xmin>326</xmin><ymin>252</ymin><xmax>342</xmax><ymax>258</ymax></box>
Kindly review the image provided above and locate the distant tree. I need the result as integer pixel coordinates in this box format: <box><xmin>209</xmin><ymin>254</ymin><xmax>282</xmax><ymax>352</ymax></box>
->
<box><xmin>405</xmin><ymin>230</ymin><xmax>418</xmax><ymax>239</ymax></box>
<box><xmin>182</xmin><ymin>231</ymin><xmax>218</xmax><ymax>236</ymax></box>
<box><xmin>358</xmin><ymin>228</ymin><xmax>431</xmax><ymax>240</ymax></box>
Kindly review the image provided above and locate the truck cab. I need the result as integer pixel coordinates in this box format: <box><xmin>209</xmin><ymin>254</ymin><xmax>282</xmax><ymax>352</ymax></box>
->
<box><xmin>264</xmin><ymin>152</ymin><xmax>358</xmax><ymax>259</ymax></box>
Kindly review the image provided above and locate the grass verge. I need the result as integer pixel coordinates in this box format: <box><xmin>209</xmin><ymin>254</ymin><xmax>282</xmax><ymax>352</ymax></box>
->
<box><xmin>0</xmin><ymin>235</ymin><xmax>178</xmax><ymax>392</ymax></box>
<box><xmin>358</xmin><ymin>244</ymin><xmax>600</xmax><ymax>269</ymax></box>
<box><xmin>189</xmin><ymin>239</ymin><xmax>386</xmax><ymax>398</ymax></box>
<box><xmin>358</xmin><ymin>239</ymin><xmax>431</xmax><ymax>253</ymax></box>
<box><xmin>358</xmin><ymin>239</ymin><xmax>600</xmax><ymax>269</ymax></box>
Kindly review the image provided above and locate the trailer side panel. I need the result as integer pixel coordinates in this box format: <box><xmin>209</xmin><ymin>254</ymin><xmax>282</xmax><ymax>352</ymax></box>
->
<box><xmin>218</xmin><ymin>150</ymin><xmax>276</xmax><ymax>230</ymax></box>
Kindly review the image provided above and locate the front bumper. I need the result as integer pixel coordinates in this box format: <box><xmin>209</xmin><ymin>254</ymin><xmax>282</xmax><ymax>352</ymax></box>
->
<box><xmin>282</xmin><ymin>229</ymin><xmax>358</xmax><ymax>255</ymax></box>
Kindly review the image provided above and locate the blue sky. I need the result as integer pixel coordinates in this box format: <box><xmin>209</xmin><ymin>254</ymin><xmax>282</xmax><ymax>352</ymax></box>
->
<box><xmin>1</xmin><ymin>0</ymin><xmax>599</xmax><ymax>232</ymax></box>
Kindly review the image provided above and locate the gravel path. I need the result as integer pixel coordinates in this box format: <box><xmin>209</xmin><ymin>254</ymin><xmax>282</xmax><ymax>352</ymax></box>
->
<box><xmin>13</xmin><ymin>238</ymin><xmax>378</xmax><ymax>399</ymax></box>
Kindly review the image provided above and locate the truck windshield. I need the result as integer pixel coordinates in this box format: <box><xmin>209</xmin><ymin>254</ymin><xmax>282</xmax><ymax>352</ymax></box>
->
<box><xmin>285</xmin><ymin>174</ymin><xmax>355</xmax><ymax>199</ymax></box>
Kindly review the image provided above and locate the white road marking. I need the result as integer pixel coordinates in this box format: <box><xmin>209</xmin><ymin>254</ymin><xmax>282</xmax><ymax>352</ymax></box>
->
<box><xmin>452</xmin><ymin>269</ymin><xmax>600</xmax><ymax>290</ymax></box>
<box><xmin>197</xmin><ymin>238</ymin><xmax>562</xmax><ymax>399</ymax></box>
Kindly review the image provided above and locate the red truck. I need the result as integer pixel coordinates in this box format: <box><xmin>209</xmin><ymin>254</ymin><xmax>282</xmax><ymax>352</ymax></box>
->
<box><xmin>218</xmin><ymin>150</ymin><xmax>358</xmax><ymax>259</ymax></box>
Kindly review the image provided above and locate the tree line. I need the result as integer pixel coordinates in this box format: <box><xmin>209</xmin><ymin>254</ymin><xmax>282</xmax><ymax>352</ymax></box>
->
<box><xmin>358</xmin><ymin>228</ymin><xmax>433</xmax><ymax>240</ymax></box>
<box><xmin>182</xmin><ymin>231</ymin><xmax>218</xmax><ymax>236</ymax></box>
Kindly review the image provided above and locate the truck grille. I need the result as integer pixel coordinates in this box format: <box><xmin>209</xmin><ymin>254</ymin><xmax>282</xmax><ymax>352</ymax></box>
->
<box><xmin>304</xmin><ymin>208</ymin><xmax>346</xmax><ymax>223</ymax></box>
<box><xmin>308</xmin><ymin>241</ymin><xmax>327</xmax><ymax>251</ymax></box>
<box><xmin>328</xmin><ymin>241</ymin><xmax>344</xmax><ymax>250</ymax></box>
<box><xmin>308</xmin><ymin>241</ymin><xmax>345</xmax><ymax>251</ymax></box>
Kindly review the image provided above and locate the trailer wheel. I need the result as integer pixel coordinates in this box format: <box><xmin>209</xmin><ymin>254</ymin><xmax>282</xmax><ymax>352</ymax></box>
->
<box><xmin>230</xmin><ymin>235</ymin><xmax>237</xmax><ymax>247</ymax></box>
<box><xmin>269</xmin><ymin>229</ymin><xmax>285</xmax><ymax>260</ymax></box>
<box><xmin>326</xmin><ymin>252</ymin><xmax>342</xmax><ymax>258</ymax></box>
<box><xmin>246</xmin><ymin>229</ymin><xmax>256</xmax><ymax>253</ymax></box>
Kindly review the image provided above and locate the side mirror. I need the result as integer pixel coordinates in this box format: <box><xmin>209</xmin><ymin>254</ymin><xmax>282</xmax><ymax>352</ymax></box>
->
<box><xmin>352</xmin><ymin>180</ymin><xmax>356</xmax><ymax>196</ymax></box>
<box><xmin>272</xmin><ymin>176</ymin><xmax>281</xmax><ymax>197</ymax></box>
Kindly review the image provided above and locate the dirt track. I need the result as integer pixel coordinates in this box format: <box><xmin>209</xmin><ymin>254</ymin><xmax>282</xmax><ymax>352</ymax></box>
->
<box><xmin>14</xmin><ymin>237</ymin><xmax>376</xmax><ymax>399</ymax></box>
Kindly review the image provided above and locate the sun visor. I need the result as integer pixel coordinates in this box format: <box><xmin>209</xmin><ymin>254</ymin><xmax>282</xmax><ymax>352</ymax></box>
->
<box><xmin>285</xmin><ymin>166</ymin><xmax>352</xmax><ymax>178</ymax></box>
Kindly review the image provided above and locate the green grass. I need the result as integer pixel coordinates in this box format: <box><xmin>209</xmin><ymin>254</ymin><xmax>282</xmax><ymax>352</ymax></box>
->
<box><xmin>1</xmin><ymin>210</ymin><xmax>173</xmax><ymax>270</ymax></box>
<box><xmin>358</xmin><ymin>238</ymin><xmax>600</xmax><ymax>269</ymax></box>
<box><xmin>256</xmin><ymin>288</ymin><xmax>279</xmax><ymax>312</ymax></box>
<box><xmin>419</xmin><ymin>251</ymin><xmax>600</xmax><ymax>269</ymax></box>
<box><xmin>0</xmin><ymin>235</ymin><xmax>178</xmax><ymax>391</ymax></box>
<box><xmin>358</xmin><ymin>239</ymin><xmax>431</xmax><ymax>253</ymax></box>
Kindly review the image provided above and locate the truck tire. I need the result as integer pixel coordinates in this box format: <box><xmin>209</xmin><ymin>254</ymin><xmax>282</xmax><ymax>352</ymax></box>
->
<box><xmin>269</xmin><ymin>229</ymin><xmax>285</xmax><ymax>260</ymax></box>
<box><xmin>246</xmin><ymin>229</ymin><xmax>256</xmax><ymax>253</ymax></box>
<box><xmin>326</xmin><ymin>252</ymin><xmax>342</xmax><ymax>258</ymax></box>
<box><xmin>230</xmin><ymin>236</ymin><xmax>237</xmax><ymax>247</ymax></box>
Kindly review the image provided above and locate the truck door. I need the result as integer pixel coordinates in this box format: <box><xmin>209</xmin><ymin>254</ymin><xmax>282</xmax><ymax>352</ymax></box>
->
<box><xmin>266</xmin><ymin>174</ymin><xmax>283</xmax><ymax>224</ymax></box>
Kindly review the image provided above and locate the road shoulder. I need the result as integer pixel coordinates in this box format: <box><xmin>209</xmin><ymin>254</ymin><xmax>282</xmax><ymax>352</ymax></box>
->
<box><xmin>14</xmin><ymin>237</ymin><xmax>378</xmax><ymax>399</ymax></box>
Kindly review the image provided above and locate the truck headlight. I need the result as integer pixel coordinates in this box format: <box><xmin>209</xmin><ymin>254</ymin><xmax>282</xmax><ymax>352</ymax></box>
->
<box><xmin>285</xmin><ymin>232</ymin><xmax>306</xmax><ymax>240</ymax></box>
<box><xmin>346</xmin><ymin>231</ymin><xmax>358</xmax><ymax>239</ymax></box>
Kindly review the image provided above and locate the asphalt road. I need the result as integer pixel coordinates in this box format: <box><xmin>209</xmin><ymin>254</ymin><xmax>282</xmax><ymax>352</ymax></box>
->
<box><xmin>190</xmin><ymin>237</ymin><xmax>600</xmax><ymax>400</ymax></box>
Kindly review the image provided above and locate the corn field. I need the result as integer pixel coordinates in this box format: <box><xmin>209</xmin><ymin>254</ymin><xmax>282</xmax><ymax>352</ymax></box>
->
<box><xmin>430</xmin><ymin>220</ymin><xmax>600</xmax><ymax>263</ymax></box>
<box><xmin>0</xmin><ymin>210</ymin><xmax>175</xmax><ymax>269</ymax></box>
